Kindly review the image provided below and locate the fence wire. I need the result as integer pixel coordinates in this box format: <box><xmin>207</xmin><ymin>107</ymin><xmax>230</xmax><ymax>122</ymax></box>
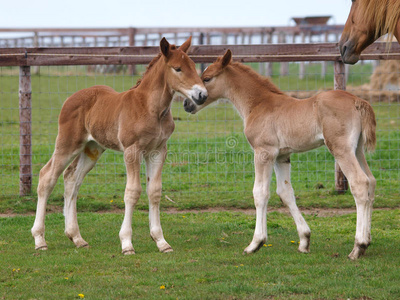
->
<box><xmin>0</xmin><ymin>61</ymin><xmax>399</xmax><ymax>207</ymax></box>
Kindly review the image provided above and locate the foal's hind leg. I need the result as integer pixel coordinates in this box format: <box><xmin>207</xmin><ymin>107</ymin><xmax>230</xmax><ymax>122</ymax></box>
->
<box><xmin>274</xmin><ymin>158</ymin><xmax>311</xmax><ymax>253</ymax></box>
<box><xmin>63</xmin><ymin>142</ymin><xmax>104</xmax><ymax>248</ymax></box>
<box><xmin>356</xmin><ymin>146</ymin><xmax>376</xmax><ymax>226</ymax></box>
<box><xmin>145</xmin><ymin>145</ymin><xmax>172</xmax><ymax>253</ymax></box>
<box><xmin>31</xmin><ymin>146</ymin><xmax>82</xmax><ymax>250</ymax></box>
<box><xmin>334</xmin><ymin>150</ymin><xmax>373</xmax><ymax>260</ymax></box>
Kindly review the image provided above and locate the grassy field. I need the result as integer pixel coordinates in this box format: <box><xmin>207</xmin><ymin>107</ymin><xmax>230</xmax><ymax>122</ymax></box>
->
<box><xmin>1</xmin><ymin>210</ymin><xmax>400</xmax><ymax>299</ymax></box>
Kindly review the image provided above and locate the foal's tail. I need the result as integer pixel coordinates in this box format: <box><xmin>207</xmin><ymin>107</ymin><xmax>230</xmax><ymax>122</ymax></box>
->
<box><xmin>358</xmin><ymin>99</ymin><xmax>376</xmax><ymax>153</ymax></box>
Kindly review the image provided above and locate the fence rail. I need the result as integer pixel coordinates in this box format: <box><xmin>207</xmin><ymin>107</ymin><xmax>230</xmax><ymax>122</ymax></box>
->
<box><xmin>1</xmin><ymin>42</ymin><xmax>400</xmax><ymax>66</ymax></box>
<box><xmin>0</xmin><ymin>25</ymin><xmax>345</xmax><ymax>47</ymax></box>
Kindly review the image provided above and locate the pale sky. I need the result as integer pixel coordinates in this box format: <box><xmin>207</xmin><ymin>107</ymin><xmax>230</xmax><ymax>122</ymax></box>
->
<box><xmin>0</xmin><ymin>0</ymin><xmax>351</xmax><ymax>28</ymax></box>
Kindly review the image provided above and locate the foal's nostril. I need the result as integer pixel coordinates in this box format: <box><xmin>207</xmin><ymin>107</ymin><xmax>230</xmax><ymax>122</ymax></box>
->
<box><xmin>195</xmin><ymin>92</ymin><xmax>207</xmax><ymax>105</ymax></box>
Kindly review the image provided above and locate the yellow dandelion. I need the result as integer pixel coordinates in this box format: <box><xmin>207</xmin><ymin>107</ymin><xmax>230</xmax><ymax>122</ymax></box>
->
<box><xmin>110</xmin><ymin>200</ymin><xmax>114</xmax><ymax>203</ymax></box>
<box><xmin>240</xmin><ymin>264</ymin><xmax>244</xmax><ymax>267</ymax></box>
<box><xmin>64</xmin><ymin>277</ymin><xmax>69</xmax><ymax>280</ymax></box>
<box><xmin>291</xmin><ymin>241</ymin><xmax>295</xmax><ymax>243</ymax></box>
<box><xmin>182</xmin><ymin>216</ymin><xmax>186</xmax><ymax>218</ymax></box>
<box><xmin>78</xmin><ymin>294</ymin><xmax>85</xmax><ymax>299</ymax></box>
<box><xmin>268</xmin><ymin>244</ymin><xmax>272</xmax><ymax>247</ymax></box>
<box><xmin>160</xmin><ymin>285</ymin><xmax>166</xmax><ymax>290</ymax></box>
<box><xmin>12</xmin><ymin>269</ymin><xmax>16</xmax><ymax>272</ymax></box>
<box><xmin>263</xmin><ymin>244</ymin><xmax>267</xmax><ymax>247</ymax></box>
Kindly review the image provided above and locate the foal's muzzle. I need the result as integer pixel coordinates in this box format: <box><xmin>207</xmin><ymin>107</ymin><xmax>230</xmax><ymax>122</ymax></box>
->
<box><xmin>183</xmin><ymin>98</ymin><xmax>197</xmax><ymax>114</ymax></box>
<box><xmin>187</xmin><ymin>85</ymin><xmax>208</xmax><ymax>105</ymax></box>
<box><xmin>192</xmin><ymin>91</ymin><xmax>207</xmax><ymax>105</ymax></box>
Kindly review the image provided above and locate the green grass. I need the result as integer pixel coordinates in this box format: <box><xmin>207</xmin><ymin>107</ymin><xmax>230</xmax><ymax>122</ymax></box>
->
<box><xmin>1</xmin><ymin>210</ymin><xmax>400</xmax><ymax>299</ymax></box>
<box><xmin>0</xmin><ymin>62</ymin><xmax>399</xmax><ymax>213</ymax></box>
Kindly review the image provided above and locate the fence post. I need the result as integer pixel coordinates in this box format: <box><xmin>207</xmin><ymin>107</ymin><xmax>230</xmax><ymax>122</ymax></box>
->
<box><xmin>299</xmin><ymin>32</ymin><xmax>306</xmax><ymax>79</ymax></box>
<box><xmin>128</xmin><ymin>27</ymin><xmax>136</xmax><ymax>75</ymax></box>
<box><xmin>199</xmin><ymin>32</ymin><xmax>205</xmax><ymax>73</ymax></box>
<box><xmin>19</xmin><ymin>66</ymin><xmax>32</xmax><ymax>196</ymax></box>
<box><xmin>334</xmin><ymin>61</ymin><xmax>349</xmax><ymax>193</ymax></box>
<box><xmin>279</xmin><ymin>32</ymin><xmax>289</xmax><ymax>76</ymax></box>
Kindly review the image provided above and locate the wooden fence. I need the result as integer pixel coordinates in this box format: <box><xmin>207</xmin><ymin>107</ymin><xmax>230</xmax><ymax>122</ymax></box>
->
<box><xmin>0</xmin><ymin>25</ymin><xmax>345</xmax><ymax>48</ymax></box>
<box><xmin>1</xmin><ymin>41</ymin><xmax>399</xmax><ymax>195</ymax></box>
<box><xmin>0</xmin><ymin>25</ymin><xmax>347</xmax><ymax>77</ymax></box>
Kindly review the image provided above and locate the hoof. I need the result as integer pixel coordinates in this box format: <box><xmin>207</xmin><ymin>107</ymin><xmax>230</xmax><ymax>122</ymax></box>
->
<box><xmin>69</xmin><ymin>236</ymin><xmax>89</xmax><ymax>249</ymax></box>
<box><xmin>348</xmin><ymin>246</ymin><xmax>366</xmax><ymax>260</ymax></box>
<box><xmin>348</xmin><ymin>242</ymin><xmax>368</xmax><ymax>260</ymax></box>
<box><xmin>122</xmin><ymin>249</ymin><xmax>136</xmax><ymax>255</ymax></box>
<box><xmin>161</xmin><ymin>246</ymin><xmax>173</xmax><ymax>253</ymax></box>
<box><xmin>35</xmin><ymin>245</ymin><xmax>48</xmax><ymax>251</ymax></box>
<box><xmin>156</xmin><ymin>240</ymin><xmax>173</xmax><ymax>253</ymax></box>
<box><xmin>298</xmin><ymin>248</ymin><xmax>310</xmax><ymax>254</ymax></box>
<box><xmin>298</xmin><ymin>241</ymin><xmax>310</xmax><ymax>253</ymax></box>
<box><xmin>243</xmin><ymin>240</ymin><xmax>266</xmax><ymax>254</ymax></box>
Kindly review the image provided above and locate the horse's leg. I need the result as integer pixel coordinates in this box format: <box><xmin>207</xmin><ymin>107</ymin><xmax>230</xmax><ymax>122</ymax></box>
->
<box><xmin>145</xmin><ymin>145</ymin><xmax>172</xmax><ymax>253</ymax></box>
<box><xmin>353</xmin><ymin>143</ymin><xmax>376</xmax><ymax>255</ymax></box>
<box><xmin>334</xmin><ymin>149</ymin><xmax>372</xmax><ymax>260</ymax></box>
<box><xmin>274</xmin><ymin>158</ymin><xmax>311</xmax><ymax>253</ymax></box>
<box><xmin>31</xmin><ymin>144</ymin><xmax>82</xmax><ymax>250</ymax></box>
<box><xmin>63</xmin><ymin>142</ymin><xmax>104</xmax><ymax>248</ymax></box>
<box><xmin>356</xmin><ymin>145</ymin><xmax>376</xmax><ymax>214</ymax></box>
<box><xmin>243</xmin><ymin>148</ymin><xmax>276</xmax><ymax>254</ymax></box>
<box><xmin>119</xmin><ymin>145</ymin><xmax>142</xmax><ymax>255</ymax></box>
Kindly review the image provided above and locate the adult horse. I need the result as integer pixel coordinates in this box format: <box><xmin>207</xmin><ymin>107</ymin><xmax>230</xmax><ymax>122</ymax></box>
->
<box><xmin>339</xmin><ymin>0</ymin><xmax>400</xmax><ymax>64</ymax></box>
<box><xmin>31</xmin><ymin>37</ymin><xmax>208</xmax><ymax>255</ymax></box>
<box><xmin>184</xmin><ymin>50</ymin><xmax>376</xmax><ymax>260</ymax></box>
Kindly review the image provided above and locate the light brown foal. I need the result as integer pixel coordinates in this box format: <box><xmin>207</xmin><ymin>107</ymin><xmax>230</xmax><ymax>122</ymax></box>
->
<box><xmin>31</xmin><ymin>37</ymin><xmax>208</xmax><ymax>254</ymax></box>
<box><xmin>184</xmin><ymin>50</ymin><xmax>376</xmax><ymax>260</ymax></box>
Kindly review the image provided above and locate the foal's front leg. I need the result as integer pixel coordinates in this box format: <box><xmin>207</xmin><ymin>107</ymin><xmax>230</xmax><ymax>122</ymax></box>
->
<box><xmin>119</xmin><ymin>146</ymin><xmax>142</xmax><ymax>255</ymax></box>
<box><xmin>243</xmin><ymin>148</ymin><xmax>275</xmax><ymax>254</ymax></box>
<box><xmin>145</xmin><ymin>146</ymin><xmax>172</xmax><ymax>253</ymax></box>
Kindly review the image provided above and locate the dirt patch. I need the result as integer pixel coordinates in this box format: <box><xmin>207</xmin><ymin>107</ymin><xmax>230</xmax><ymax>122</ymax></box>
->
<box><xmin>1</xmin><ymin>207</ymin><xmax>396</xmax><ymax>218</ymax></box>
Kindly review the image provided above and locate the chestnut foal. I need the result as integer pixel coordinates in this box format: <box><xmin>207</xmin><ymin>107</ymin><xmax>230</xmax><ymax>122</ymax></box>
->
<box><xmin>184</xmin><ymin>50</ymin><xmax>376</xmax><ymax>260</ymax></box>
<box><xmin>31</xmin><ymin>37</ymin><xmax>207</xmax><ymax>254</ymax></box>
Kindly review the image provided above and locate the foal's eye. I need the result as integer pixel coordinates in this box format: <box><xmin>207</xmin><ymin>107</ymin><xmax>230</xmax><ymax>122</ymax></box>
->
<box><xmin>203</xmin><ymin>77</ymin><xmax>212</xmax><ymax>83</ymax></box>
<box><xmin>174</xmin><ymin>67</ymin><xmax>182</xmax><ymax>72</ymax></box>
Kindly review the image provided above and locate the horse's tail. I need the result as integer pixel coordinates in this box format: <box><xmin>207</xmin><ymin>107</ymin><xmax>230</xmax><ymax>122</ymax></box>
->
<box><xmin>358</xmin><ymin>99</ymin><xmax>376</xmax><ymax>153</ymax></box>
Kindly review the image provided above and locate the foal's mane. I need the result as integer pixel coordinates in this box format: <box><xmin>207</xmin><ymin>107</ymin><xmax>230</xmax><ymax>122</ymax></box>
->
<box><xmin>357</xmin><ymin>0</ymin><xmax>400</xmax><ymax>39</ymax></box>
<box><xmin>130</xmin><ymin>53</ymin><xmax>162</xmax><ymax>90</ymax></box>
<box><xmin>229</xmin><ymin>61</ymin><xmax>284</xmax><ymax>95</ymax></box>
<box><xmin>130</xmin><ymin>45</ymin><xmax>178</xmax><ymax>90</ymax></box>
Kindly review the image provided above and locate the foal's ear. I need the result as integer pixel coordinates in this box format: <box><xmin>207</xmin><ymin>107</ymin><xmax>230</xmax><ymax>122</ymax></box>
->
<box><xmin>221</xmin><ymin>49</ymin><xmax>232</xmax><ymax>68</ymax></box>
<box><xmin>160</xmin><ymin>37</ymin><xmax>171</xmax><ymax>58</ymax></box>
<box><xmin>179</xmin><ymin>36</ymin><xmax>192</xmax><ymax>53</ymax></box>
